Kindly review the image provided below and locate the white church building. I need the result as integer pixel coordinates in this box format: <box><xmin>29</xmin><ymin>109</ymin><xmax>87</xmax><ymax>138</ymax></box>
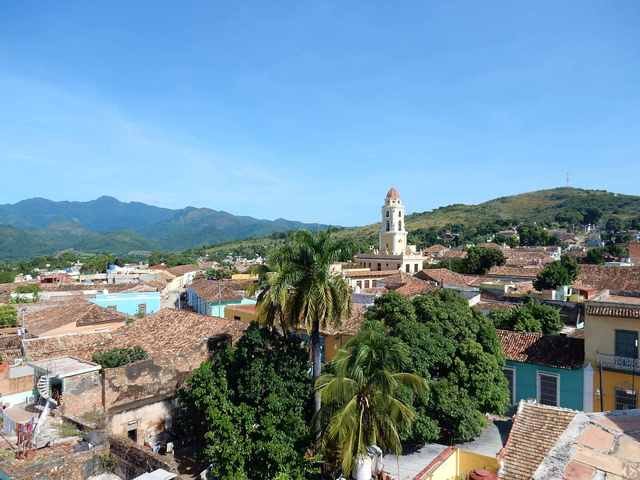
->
<box><xmin>354</xmin><ymin>187</ymin><xmax>426</xmax><ymax>274</ymax></box>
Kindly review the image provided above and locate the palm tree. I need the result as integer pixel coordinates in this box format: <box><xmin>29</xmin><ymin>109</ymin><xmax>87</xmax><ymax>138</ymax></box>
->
<box><xmin>316</xmin><ymin>323</ymin><xmax>426</xmax><ymax>476</ymax></box>
<box><xmin>254</xmin><ymin>230</ymin><xmax>351</xmax><ymax>421</ymax></box>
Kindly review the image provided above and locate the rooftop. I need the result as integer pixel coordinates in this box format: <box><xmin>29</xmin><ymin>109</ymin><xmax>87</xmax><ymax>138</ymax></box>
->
<box><xmin>534</xmin><ymin>408</ymin><xmax>640</xmax><ymax>479</ymax></box>
<box><xmin>585</xmin><ymin>300</ymin><xmax>640</xmax><ymax>319</ymax></box>
<box><xmin>188</xmin><ymin>278</ymin><xmax>245</xmax><ymax>302</ymax></box>
<box><xmin>106</xmin><ymin>308</ymin><xmax>248</xmax><ymax>367</ymax></box>
<box><xmin>497</xmin><ymin>330</ymin><xmax>585</xmax><ymax>369</ymax></box>
<box><xmin>416</xmin><ymin>268</ymin><xmax>480</xmax><ymax>288</ymax></box>
<box><xmin>576</xmin><ymin>265</ymin><xmax>640</xmax><ymax>293</ymax></box>
<box><xmin>24</xmin><ymin>298</ymin><xmax>126</xmax><ymax>337</ymax></box>
<box><xmin>498</xmin><ymin>401</ymin><xmax>577</xmax><ymax>480</ymax></box>
<box><xmin>28</xmin><ymin>356</ymin><xmax>101</xmax><ymax>378</ymax></box>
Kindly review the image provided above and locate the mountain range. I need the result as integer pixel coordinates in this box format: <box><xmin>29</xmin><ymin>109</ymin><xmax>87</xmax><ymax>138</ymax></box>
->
<box><xmin>0</xmin><ymin>196</ymin><xmax>330</xmax><ymax>259</ymax></box>
<box><xmin>1</xmin><ymin>188</ymin><xmax>639</xmax><ymax>260</ymax></box>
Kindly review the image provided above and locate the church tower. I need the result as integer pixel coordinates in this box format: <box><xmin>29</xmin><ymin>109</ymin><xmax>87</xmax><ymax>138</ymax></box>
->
<box><xmin>379</xmin><ymin>187</ymin><xmax>407</xmax><ymax>255</ymax></box>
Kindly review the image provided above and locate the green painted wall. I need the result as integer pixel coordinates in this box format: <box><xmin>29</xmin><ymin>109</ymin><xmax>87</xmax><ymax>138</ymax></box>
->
<box><xmin>505</xmin><ymin>360</ymin><xmax>583</xmax><ymax>410</ymax></box>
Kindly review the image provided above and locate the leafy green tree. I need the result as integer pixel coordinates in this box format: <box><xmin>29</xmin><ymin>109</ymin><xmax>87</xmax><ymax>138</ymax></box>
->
<box><xmin>490</xmin><ymin>299</ymin><xmax>563</xmax><ymax>334</ymax></box>
<box><xmin>583</xmin><ymin>248</ymin><xmax>605</xmax><ymax>265</ymax></box>
<box><xmin>364</xmin><ymin>291</ymin><xmax>416</xmax><ymax>329</ymax></box>
<box><xmin>463</xmin><ymin>246</ymin><xmax>506</xmax><ymax>274</ymax></box>
<box><xmin>555</xmin><ymin>209</ymin><xmax>584</xmax><ymax>228</ymax></box>
<box><xmin>581</xmin><ymin>207</ymin><xmax>602</xmax><ymax>225</ymax></box>
<box><xmin>177</xmin><ymin>325</ymin><xmax>317</xmax><ymax>480</ymax></box>
<box><xmin>605</xmin><ymin>217</ymin><xmax>623</xmax><ymax>234</ymax></box>
<box><xmin>91</xmin><ymin>346</ymin><xmax>149</xmax><ymax>368</ymax></box>
<box><xmin>0</xmin><ymin>305</ymin><xmax>17</xmax><ymax>327</ymax></box>
<box><xmin>534</xmin><ymin>256</ymin><xmax>579</xmax><ymax>291</ymax></box>
<box><xmin>176</xmin><ymin>349</ymin><xmax>252</xmax><ymax>480</ymax></box>
<box><xmin>316</xmin><ymin>321</ymin><xmax>426</xmax><ymax>476</ymax></box>
<box><xmin>518</xmin><ymin>225</ymin><xmax>559</xmax><ymax>246</ymax></box>
<box><xmin>256</xmin><ymin>231</ymin><xmax>351</xmax><ymax>424</ymax></box>
<box><xmin>366</xmin><ymin>290</ymin><xmax>508</xmax><ymax>444</ymax></box>
<box><xmin>0</xmin><ymin>271</ymin><xmax>16</xmax><ymax>284</ymax></box>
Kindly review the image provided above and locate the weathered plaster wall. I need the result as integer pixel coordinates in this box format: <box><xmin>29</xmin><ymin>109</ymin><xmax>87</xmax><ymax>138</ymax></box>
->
<box><xmin>109</xmin><ymin>400</ymin><xmax>173</xmax><ymax>447</ymax></box>
<box><xmin>62</xmin><ymin>371</ymin><xmax>103</xmax><ymax>418</ymax></box>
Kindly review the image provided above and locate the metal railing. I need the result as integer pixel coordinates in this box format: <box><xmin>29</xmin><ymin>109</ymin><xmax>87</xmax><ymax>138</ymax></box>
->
<box><xmin>598</xmin><ymin>353</ymin><xmax>640</xmax><ymax>374</ymax></box>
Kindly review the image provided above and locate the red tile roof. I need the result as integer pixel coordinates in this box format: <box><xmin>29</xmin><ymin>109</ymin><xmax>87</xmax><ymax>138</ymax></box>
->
<box><xmin>576</xmin><ymin>265</ymin><xmax>640</xmax><ymax>293</ymax></box>
<box><xmin>498</xmin><ymin>401</ymin><xmax>577</xmax><ymax>480</ymax></box>
<box><xmin>106</xmin><ymin>308</ymin><xmax>248</xmax><ymax>368</ymax></box>
<box><xmin>188</xmin><ymin>278</ymin><xmax>245</xmax><ymax>302</ymax></box>
<box><xmin>487</xmin><ymin>265</ymin><xmax>544</xmax><ymax>278</ymax></box>
<box><xmin>585</xmin><ymin>301</ymin><xmax>640</xmax><ymax>319</ymax></box>
<box><xmin>25</xmin><ymin>299</ymin><xmax>126</xmax><ymax>336</ymax></box>
<box><xmin>496</xmin><ymin>330</ymin><xmax>584</xmax><ymax>369</ymax></box>
<box><xmin>416</xmin><ymin>268</ymin><xmax>479</xmax><ymax>288</ymax></box>
<box><xmin>379</xmin><ymin>272</ymin><xmax>438</xmax><ymax>298</ymax></box>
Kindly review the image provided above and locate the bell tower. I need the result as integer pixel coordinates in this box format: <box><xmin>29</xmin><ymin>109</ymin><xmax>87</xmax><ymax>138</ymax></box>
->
<box><xmin>379</xmin><ymin>187</ymin><xmax>407</xmax><ymax>255</ymax></box>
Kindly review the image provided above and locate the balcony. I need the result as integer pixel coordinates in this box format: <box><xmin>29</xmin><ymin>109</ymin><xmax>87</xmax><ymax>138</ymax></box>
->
<box><xmin>598</xmin><ymin>353</ymin><xmax>640</xmax><ymax>374</ymax></box>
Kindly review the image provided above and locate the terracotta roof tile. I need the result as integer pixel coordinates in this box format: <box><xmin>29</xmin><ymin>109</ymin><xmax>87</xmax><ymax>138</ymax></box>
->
<box><xmin>106</xmin><ymin>308</ymin><xmax>248</xmax><ymax>367</ymax></box>
<box><xmin>379</xmin><ymin>272</ymin><xmax>438</xmax><ymax>297</ymax></box>
<box><xmin>188</xmin><ymin>278</ymin><xmax>245</xmax><ymax>302</ymax></box>
<box><xmin>576</xmin><ymin>265</ymin><xmax>640</xmax><ymax>293</ymax></box>
<box><xmin>497</xmin><ymin>330</ymin><xmax>584</xmax><ymax>369</ymax></box>
<box><xmin>416</xmin><ymin>268</ymin><xmax>479</xmax><ymax>288</ymax></box>
<box><xmin>499</xmin><ymin>401</ymin><xmax>577</xmax><ymax>480</ymax></box>
<box><xmin>25</xmin><ymin>299</ymin><xmax>126</xmax><ymax>336</ymax></box>
<box><xmin>585</xmin><ymin>301</ymin><xmax>640</xmax><ymax>319</ymax></box>
<box><xmin>488</xmin><ymin>265</ymin><xmax>544</xmax><ymax>278</ymax></box>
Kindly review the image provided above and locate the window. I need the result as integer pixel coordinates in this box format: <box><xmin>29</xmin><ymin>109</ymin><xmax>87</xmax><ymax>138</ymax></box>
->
<box><xmin>615</xmin><ymin>330</ymin><xmax>638</xmax><ymax>359</ymax></box>
<box><xmin>364</xmin><ymin>280</ymin><xmax>370</xmax><ymax>288</ymax></box>
<box><xmin>356</xmin><ymin>281</ymin><xmax>362</xmax><ymax>288</ymax></box>
<box><xmin>406</xmin><ymin>264</ymin><xmax>410</xmax><ymax>273</ymax></box>
<box><xmin>399</xmin><ymin>220</ymin><xmax>402</xmax><ymax>230</ymax></box>
<box><xmin>377</xmin><ymin>263</ymin><xmax>381</xmax><ymax>271</ymax></box>
<box><xmin>386</xmin><ymin>211</ymin><xmax>389</xmax><ymax>217</ymax></box>
<box><xmin>386</xmin><ymin>221</ymin><xmax>390</xmax><ymax>231</ymax></box>
<box><xmin>537</xmin><ymin>372</ymin><xmax>559</xmax><ymax>406</ymax></box>
<box><xmin>615</xmin><ymin>389</ymin><xmax>637</xmax><ymax>410</ymax></box>
<box><xmin>234</xmin><ymin>315</ymin><xmax>241</xmax><ymax>321</ymax></box>
<box><xmin>414</xmin><ymin>263</ymin><xmax>419</xmax><ymax>273</ymax></box>
<box><xmin>503</xmin><ymin>368</ymin><xmax>516</xmax><ymax>405</ymax></box>
<box><xmin>399</xmin><ymin>211</ymin><xmax>402</xmax><ymax>217</ymax></box>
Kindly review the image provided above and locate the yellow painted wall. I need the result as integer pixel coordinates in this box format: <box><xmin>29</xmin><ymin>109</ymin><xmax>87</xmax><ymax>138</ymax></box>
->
<box><xmin>231</xmin><ymin>273</ymin><xmax>258</xmax><ymax>281</ymax></box>
<box><xmin>593</xmin><ymin>367</ymin><xmax>640</xmax><ymax>412</ymax></box>
<box><xmin>427</xmin><ymin>450</ymin><xmax>458</xmax><ymax>480</ymax></box>
<box><xmin>419</xmin><ymin>449</ymin><xmax>497</xmax><ymax>480</ymax></box>
<box><xmin>458</xmin><ymin>450</ymin><xmax>499</xmax><ymax>476</ymax></box>
<box><xmin>584</xmin><ymin>313</ymin><xmax>640</xmax><ymax>365</ymax></box>
<box><xmin>324</xmin><ymin>334</ymin><xmax>354</xmax><ymax>362</ymax></box>
<box><xmin>224</xmin><ymin>306</ymin><xmax>257</xmax><ymax>323</ymax></box>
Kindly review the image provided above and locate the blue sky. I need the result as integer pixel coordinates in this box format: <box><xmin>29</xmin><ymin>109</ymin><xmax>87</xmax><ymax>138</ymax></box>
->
<box><xmin>1</xmin><ymin>1</ymin><xmax>639</xmax><ymax>226</ymax></box>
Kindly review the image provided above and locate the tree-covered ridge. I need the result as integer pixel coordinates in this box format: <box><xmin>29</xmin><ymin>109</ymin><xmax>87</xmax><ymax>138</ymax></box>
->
<box><xmin>2</xmin><ymin>187</ymin><xmax>639</xmax><ymax>260</ymax></box>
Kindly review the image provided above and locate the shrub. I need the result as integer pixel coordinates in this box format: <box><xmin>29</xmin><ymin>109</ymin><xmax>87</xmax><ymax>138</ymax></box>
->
<box><xmin>0</xmin><ymin>305</ymin><xmax>17</xmax><ymax>327</ymax></box>
<box><xmin>92</xmin><ymin>346</ymin><xmax>149</xmax><ymax>368</ymax></box>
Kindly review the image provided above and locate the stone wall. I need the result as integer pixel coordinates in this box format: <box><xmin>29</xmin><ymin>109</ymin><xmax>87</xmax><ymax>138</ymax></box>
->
<box><xmin>103</xmin><ymin>358</ymin><xmax>181</xmax><ymax>411</ymax></box>
<box><xmin>109</xmin><ymin>435</ymin><xmax>176</xmax><ymax>480</ymax></box>
<box><xmin>23</xmin><ymin>332</ymin><xmax>113</xmax><ymax>361</ymax></box>
<box><xmin>0</xmin><ymin>444</ymin><xmax>107</xmax><ymax>480</ymax></box>
<box><xmin>103</xmin><ymin>359</ymin><xmax>181</xmax><ymax>445</ymax></box>
<box><xmin>62</xmin><ymin>370</ymin><xmax>103</xmax><ymax>418</ymax></box>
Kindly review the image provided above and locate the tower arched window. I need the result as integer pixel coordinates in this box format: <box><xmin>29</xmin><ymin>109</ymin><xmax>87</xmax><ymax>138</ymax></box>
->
<box><xmin>399</xmin><ymin>220</ymin><xmax>402</xmax><ymax>230</ymax></box>
<box><xmin>386</xmin><ymin>211</ymin><xmax>389</xmax><ymax>217</ymax></box>
<box><xmin>386</xmin><ymin>221</ymin><xmax>390</xmax><ymax>231</ymax></box>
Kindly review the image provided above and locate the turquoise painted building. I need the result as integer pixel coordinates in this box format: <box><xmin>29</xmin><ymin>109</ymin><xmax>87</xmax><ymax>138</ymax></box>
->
<box><xmin>187</xmin><ymin>278</ymin><xmax>256</xmax><ymax>317</ymax></box>
<box><xmin>498</xmin><ymin>330</ymin><xmax>590</xmax><ymax>411</ymax></box>
<box><xmin>91</xmin><ymin>291</ymin><xmax>161</xmax><ymax>316</ymax></box>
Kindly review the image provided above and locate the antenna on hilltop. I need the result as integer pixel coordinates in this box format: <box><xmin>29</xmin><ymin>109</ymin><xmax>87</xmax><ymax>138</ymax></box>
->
<box><xmin>565</xmin><ymin>171</ymin><xmax>570</xmax><ymax>187</ymax></box>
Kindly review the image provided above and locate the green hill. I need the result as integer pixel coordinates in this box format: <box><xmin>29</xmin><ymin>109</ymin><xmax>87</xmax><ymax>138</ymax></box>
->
<box><xmin>199</xmin><ymin>187</ymin><xmax>640</xmax><ymax>259</ymax></box>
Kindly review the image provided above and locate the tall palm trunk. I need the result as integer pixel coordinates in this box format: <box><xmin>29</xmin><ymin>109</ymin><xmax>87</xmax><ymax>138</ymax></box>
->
<box><xmin>312</xmin><ymin>319</ymin><xmax>322</xmax><ymax>437</ymax></box>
